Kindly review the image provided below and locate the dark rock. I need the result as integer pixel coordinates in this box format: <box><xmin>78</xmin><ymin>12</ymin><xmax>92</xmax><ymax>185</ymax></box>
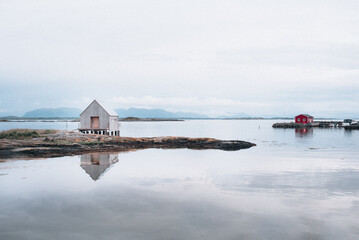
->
<box><xmin>0</xmin><ymin>130</ymin><xmax>256</xmax><ymax>159</ymax></box>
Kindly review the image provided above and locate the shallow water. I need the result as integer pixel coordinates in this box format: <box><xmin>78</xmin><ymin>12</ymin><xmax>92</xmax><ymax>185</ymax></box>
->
<box><xmin>0</xmin><ymin>120</ymin><xmax>359</xmax><ymax>240</ymax></box>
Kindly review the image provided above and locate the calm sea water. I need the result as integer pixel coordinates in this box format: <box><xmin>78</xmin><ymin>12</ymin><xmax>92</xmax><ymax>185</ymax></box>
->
<box><xmin>1</xmin><ymin>120</ymin><xmax>359</xmax><ymax>240</ymax></box>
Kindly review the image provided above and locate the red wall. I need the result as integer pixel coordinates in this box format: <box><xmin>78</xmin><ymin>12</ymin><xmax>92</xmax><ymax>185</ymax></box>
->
<box><xmin>295</xmin><ymin>115</ymin><xmax>313</xmax><ymax>123</ymax></box>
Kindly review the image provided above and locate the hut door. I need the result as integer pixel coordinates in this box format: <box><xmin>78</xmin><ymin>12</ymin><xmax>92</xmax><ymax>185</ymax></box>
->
<box><xmin>91</xmin><ymin>153</ymin><xmax>100</xmax><ymax>165</ymax></box>
<box><xmin>91</xmin><ymin>117</ymin><xmax>99</xmax><ymax>129</ymax></box>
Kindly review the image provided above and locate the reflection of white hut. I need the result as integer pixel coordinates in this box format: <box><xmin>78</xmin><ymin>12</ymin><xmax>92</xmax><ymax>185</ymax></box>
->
<box><xmin>80</xmin><ymin>153</ymin><xmax>119</xmax><ymax>181</ymax></box>
<box><xmin>79</xmin><ymin>99</ymin><xmax>120</xmax><ymax>136</ymax></box>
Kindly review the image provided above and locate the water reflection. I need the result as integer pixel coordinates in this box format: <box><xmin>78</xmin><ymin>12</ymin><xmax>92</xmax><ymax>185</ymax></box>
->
<box><xmin>0</xmin><ymin>120</ymin><xmax>358</xmax><ymax>240</ymax></box>
<box><xmin>80</xmin><ymin>153</ymin><xmax>119</xmax><ymax>181</ymax></box>
<box><xmin>344</xmin><ymin>129</ymin><xmax>353</xmax><ymax>137</ymax></box>
<box><xmin>295</xmin><ymin>128</ymin><xmax>313</xmax><ymax>137</ymax></box>
<box><xmin>0</xmin><ymin>148</ymin><xmax>359</xmax><ymax>240</ymax></box>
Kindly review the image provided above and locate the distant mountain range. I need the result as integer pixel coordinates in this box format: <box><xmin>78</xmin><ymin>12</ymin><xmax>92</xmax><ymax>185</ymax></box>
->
<box><xmin>218</xmin><ymin>112</ymin><xmax>252</xmax><ymax>118</ymax></box>
<box><xmin>115</xmin><ymin>108</ymin><xmax>208</xmax><ymax>119</ymax></box>
<box><xmin>23</xmin><ymin>108</ymin><xmax>82</xmax><ymax>118</ymax></box>
<box><xmin>9</xmin><ymin>107</ymin><xmax>357</xmax><ymax>119</ymax></box>
<box><xmin>21</xmin><ymin>107</ymin><xmax>209</xmax><ymax>119</ymax></box>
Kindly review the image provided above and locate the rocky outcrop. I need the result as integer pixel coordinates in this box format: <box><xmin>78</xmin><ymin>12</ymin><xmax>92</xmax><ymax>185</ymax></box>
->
<box><xmin>272</xmin><ymin>122</ymin><xmax>317</xmax><ymax>128</ymax></box>
<box><xmin>0</xmin><ymin>130</ymin><xmax>256</xmax><ymax>159</ymax></box>
<box><xmin>344</xmin><ymin>123</ymin><xmax>359</xmax><ymax>130</ymax></box>
<box><xmin>272</xmin><ymin>121</ymin><xmax>343</xmax><ymax>128</ymax></box>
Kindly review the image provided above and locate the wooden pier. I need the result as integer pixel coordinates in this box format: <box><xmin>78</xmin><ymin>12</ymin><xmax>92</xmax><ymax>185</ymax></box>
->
<box><xmin>273</xmin><ymin>121</ymin><xmax>343</xmax><ymax>128</ymax></box>
<box><xmin>317</xmin><ymin>121</ymin><xmax>343</xmax><ymax>128</ymax></box>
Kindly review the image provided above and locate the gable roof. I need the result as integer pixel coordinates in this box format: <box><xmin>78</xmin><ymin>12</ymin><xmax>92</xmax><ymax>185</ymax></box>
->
<box><xmin>81</xmin><ymin>163</ymin><xmax>112</xmax><ymax>181</ymax></box>
<box><xmin>80</xmin><ymin>99</ymin><xmax>118</xmax><ymax>116</ymax></box>
<box><xmin>296</xmin><ymin>114</ymin><xmax>313</xmax><ymax>118</ymax></box>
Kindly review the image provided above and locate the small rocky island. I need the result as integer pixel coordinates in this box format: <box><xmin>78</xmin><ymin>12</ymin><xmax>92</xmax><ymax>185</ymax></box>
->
<box><xmin>0</xmin><ymin>129</ymin><xmax>256</xmax><ymax>159</ymax></box>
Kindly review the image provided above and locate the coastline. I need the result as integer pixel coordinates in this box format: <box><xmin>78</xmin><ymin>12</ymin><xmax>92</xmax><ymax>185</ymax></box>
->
<box><xmin>0</xmin><ymin>129</ymin><xmax>256</xmax><ymax>159</ymax></box>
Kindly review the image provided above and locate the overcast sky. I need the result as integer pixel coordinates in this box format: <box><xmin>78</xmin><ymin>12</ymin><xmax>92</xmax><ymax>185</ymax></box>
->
<box><xmin>0</xmin><ymin>0</ymin><xmax>358</xmax><ymax>117</ymax></box>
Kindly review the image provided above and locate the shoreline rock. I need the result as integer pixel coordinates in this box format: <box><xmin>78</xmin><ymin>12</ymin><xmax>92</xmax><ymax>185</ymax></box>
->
<box><xmin>0</xmin><ymin>129</ymin><xmax>256</xmax><ymax>159</ymax></box>
<box><xmin>272</xmin><ymin>122</ymin><xmax>318</xmax><ymax>128</ymax></box>
<box><xmin>344</xmin><ymin>123</ymin><xmax>359</xmax><ymax>130</ymax></box>
<box><xmin>272</xmin><ymin>121</ymin><xmax>344</xmax><ymax>128</ymax></box>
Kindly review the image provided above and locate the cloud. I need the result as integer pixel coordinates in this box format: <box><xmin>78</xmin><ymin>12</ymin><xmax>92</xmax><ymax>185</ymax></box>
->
<box><xmin>0</xmin><ymin>1</ymin><xmax>358</xmax><ymax>117</ymax></box>
<box><xmin>215</xmin><ymin>44</ymin><xmax>359</xmax><ymax>70</ymax></box>
<box><xmin>63</xmin><ymin>97</ymin><xmax>94</xmax><ymax>109</ymax></box>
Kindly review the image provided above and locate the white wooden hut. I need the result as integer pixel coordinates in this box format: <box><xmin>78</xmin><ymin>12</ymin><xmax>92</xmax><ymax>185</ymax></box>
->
<box><xmin>79</xmin><ymin>99</ymin><xmax>120</xmax><ymax>136</ymax></box>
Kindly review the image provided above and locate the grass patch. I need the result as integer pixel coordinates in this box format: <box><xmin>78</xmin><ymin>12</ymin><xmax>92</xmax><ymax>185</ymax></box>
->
<box><xmin>43</xmin><ymin>129</ymin><xmax>56</xmax><ymax>135</ymax></box>
<box><xmin>0</xmin><ymin>129</ymin><xmax>57</xmax><ymax>140</ymax></box>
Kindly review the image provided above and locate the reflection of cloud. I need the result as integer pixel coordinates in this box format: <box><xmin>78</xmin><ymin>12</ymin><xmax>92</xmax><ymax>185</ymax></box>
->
<box><xmin>130</xmin><ymin>177</ymin><xmax>178</xmax><ymax>187</ymax></box>
<box><xmin>211</xmin><ymin>170</ymin><xmax>359</xmax><ymax>196</ymax></box>
<box><xmin>1</xmin><ymin>182</ymin><xmax>357</xmax><ymax>240</ymax></box>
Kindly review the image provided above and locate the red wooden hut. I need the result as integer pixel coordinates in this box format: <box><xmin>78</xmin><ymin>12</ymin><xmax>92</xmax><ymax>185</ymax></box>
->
<box><xmin>295</xmin><ymin>114</ymin><xmax>313</xmax><ymax>124</ymax></box>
